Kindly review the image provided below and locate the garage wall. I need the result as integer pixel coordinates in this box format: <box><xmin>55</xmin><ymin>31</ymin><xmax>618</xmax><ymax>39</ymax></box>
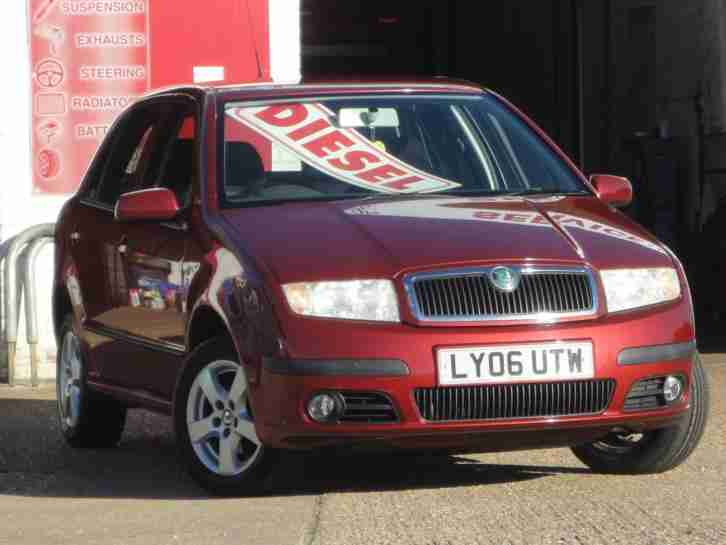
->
<box><xmin>450</xmin><ymin>1</ymin><xmax>580</xmax><ymax>161</ymax></box>
<box><xmin>0</xmin><ymin>3</ymin><xmax>59</xmax><ymax>239</ymax></box>
<box><xmin>0</xmin><ymin>1</ymin><xmax>60</xmax><ymax>383</ymax></box>
<box><xmin>605</xmin><ymin>0</ymin><xmax>726</xmax><ymax>232</ymax></box>
<box><xmin>301</xmin><ymin>0</ymin><xmax>436</xmax><ymax>77</ymax></box>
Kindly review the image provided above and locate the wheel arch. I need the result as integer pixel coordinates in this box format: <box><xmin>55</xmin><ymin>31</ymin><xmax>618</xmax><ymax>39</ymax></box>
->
<box><xmin>186</xmin><ymin>304</ymin><xmax>237</xmax><ymax>355</ymax></box>
<box><xmin>174</xmin><ymin>305</ymin><xmax>239</xmax><ymax>421</ymax></box>
<box><xmin>52</xmin><ymin>285</ymin><xmax>73</xmax><ymax>344</ymax></box>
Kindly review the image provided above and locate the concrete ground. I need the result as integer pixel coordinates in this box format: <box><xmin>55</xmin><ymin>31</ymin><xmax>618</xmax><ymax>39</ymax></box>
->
<box><xmin>0</xmin><ymin>355</ymin><xmax>724</xmax><ymax>545</ymax></box>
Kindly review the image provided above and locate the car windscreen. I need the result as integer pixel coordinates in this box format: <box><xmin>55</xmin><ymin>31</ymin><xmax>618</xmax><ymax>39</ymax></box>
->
<box><xmin>221</xmin><ymin>94</ymin><xmax>589</xmax><ymax>206</ymax></box>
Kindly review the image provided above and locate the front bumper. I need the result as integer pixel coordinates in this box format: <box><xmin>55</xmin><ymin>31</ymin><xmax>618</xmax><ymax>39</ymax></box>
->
<box><xmin>252</xmin><ymin>301</ymin><xmax>696</xmax><ymax>451</ymax></box>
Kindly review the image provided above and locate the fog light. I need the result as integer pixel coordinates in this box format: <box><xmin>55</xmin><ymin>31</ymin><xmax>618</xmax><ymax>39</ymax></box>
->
<box><xmin>663</xmin><ymin>376</ymin><xmax>684</xmax><ymax>403</ymax></box>
<box><xmin>307</xmin><ymin>393</ymin><xmax>342</xmax><ymax>423</ymax></box>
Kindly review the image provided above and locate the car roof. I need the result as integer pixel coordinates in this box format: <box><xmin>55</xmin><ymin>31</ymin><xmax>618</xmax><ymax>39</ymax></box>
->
<box><xmin>141</xmin><ymin>77</ymin><xmax>488</xmax><ymax>101</ymax></box>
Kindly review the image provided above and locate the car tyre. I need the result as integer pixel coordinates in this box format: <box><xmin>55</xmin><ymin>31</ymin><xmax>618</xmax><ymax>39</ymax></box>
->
<box><xmin>572</xmin><ymin>354</ymin><xmax>709</xmax><ymax>474</ymax></box>
<box><xmin>57</xmin><ymin>315</ymin><xmax>127</xmax><ymax>448</ymax></box>
<box><xmin>174</xmin><ymin>337</ymin><xmax>276</xmax><ymax>496</ymax></box>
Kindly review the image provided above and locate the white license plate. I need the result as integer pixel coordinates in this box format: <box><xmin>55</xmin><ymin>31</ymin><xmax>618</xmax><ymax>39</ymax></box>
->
<box><xmin>436</xmin><ymin>342</ymin><xmax>594</xmax><ymax>386</ymax></box>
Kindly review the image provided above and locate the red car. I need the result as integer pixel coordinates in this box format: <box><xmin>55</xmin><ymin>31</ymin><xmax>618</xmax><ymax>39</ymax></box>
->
<box><xmin>54</xmin><ymin>80</ymin><xmax>709</xmax><ymax>495</ymax></box>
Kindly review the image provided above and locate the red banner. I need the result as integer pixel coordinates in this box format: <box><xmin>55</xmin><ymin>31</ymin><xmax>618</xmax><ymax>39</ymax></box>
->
<box><xmin>29</xmin><ymin>0</ymin><xmax>149</xmax><ymax>194</ymax></box>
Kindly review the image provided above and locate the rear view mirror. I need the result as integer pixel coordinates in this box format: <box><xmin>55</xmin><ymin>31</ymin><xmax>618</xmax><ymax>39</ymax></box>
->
<box><xmin>115</xmin><ymin>188</ymin><xmax>181</xmax><ymax>222</ymax></box>
<box><xmin>338</xmin><ymin>108</ymin><xmax>400</xmax><ymax>128</ymax></box>
<box><xmin>590</xmin><ymin>175</ymin><xmax>633</xmax><ymax>208</ymax></box>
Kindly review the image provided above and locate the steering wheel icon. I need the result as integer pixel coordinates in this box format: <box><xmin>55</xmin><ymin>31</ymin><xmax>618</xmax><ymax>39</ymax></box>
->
<box><xmin>36</xmin><ymin>59</ymin><xmax>64</xmax><ymax>88</ymax></box>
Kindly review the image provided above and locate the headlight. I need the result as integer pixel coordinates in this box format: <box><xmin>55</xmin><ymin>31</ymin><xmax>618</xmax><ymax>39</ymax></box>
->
<box><xmin>600</xmin><ymin>268</ymin><xmax>681</xmax><ymax>313</ymax></box>
<box><xmin>282</xmin><ymin>280</ymin><xmax>400</xmax><ymax>322</ymax></box>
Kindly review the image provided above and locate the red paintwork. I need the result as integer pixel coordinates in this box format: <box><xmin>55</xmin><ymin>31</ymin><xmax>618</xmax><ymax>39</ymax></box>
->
<box><xmin>590</xmin><ymin>174</ymin><xmax>634</xmax><ymax>208</ymax></box>
<box><xmin>221</xmin><ymin>196</ymin><xmax>672</xmax><ymax>287</ymax></box>
<box><xmin>115</xmin><ymin>188</ymin><xmax>181</xmax><ymax>222</ymax></box>
<box><xmin>54</xmin><ymin>79</ymin><xmax>696</xmax><ymax>453</ymax></box>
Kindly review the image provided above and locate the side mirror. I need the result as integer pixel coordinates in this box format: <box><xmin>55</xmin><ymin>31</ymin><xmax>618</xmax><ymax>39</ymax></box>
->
<box><xmin>590</xmin><ymin>174</ymin><xmax>633</xmax><ymax>208</ymax></box>
<box><xmin>115</xmin><ymin>188</ymin><xmax>180</xmax><ymax>222</ymax></box>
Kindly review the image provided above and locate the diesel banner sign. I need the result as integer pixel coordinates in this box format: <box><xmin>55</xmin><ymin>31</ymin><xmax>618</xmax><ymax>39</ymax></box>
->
<box><xmin>227</xmin><ymin>103</ymin><xmax>462</xmax><ymax>193</ymax></box>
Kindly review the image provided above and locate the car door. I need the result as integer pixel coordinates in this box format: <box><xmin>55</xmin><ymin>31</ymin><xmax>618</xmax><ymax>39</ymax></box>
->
<box><xmin>70</xmin><ymin>102</ymin><xmax>166</xmax><ymax>383</ymax></box>
<box><xmin>101</xmin><ymin>100</ymin><xmax>205</xmax><ymax>400</ymax></box>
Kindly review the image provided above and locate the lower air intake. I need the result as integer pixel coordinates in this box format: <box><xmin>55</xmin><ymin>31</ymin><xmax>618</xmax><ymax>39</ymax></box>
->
<box><xmin>340</xmin><ymin>392</ymin><xmax>398</xmax><ymax>423</ymax></box>
<box><xmin>414</xmin><ymin>380</ymin><xmax>616</xmax><ymax>422</ymax></box>
<box><xmin>623</xmin><ymin>377</ymin><xmax>668</xmax><ymax>412</ymax></box>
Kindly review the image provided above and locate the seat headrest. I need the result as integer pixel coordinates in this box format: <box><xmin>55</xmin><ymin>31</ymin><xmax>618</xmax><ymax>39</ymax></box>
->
<box><xmin>165</xmin><ymin>139</ymin><xmax>194</xmax><ymax>180</ymax></box>
<box><xmin>161</xmin><ymin>139</ymin><xmax>195</xmax><ymax>205</ymax></box>
<box><xmin>225</xmin><ymin>142</ymin><xmax>266</xmax><ymax>193</ymax></box>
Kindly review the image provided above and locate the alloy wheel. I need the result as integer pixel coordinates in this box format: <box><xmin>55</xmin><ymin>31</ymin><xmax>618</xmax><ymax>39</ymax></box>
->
<box><xmin>58</xmin><ymin>331</ymin><xmax>82</xmax><ymax>430</ymax></box>
<box><xmin>186</xmin><ymin>360</ymin><xmax>262</xmax><ymax>476</ymax></box>
<box><xmin>592</xmin><ymin>431</ymin><xmax>654</xmax><ymax>455</ymax></box>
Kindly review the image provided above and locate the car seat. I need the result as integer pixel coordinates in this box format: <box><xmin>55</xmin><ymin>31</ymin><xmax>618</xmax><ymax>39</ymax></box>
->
<box><xmin>225</xmin><ymin>142</ymin><xmax>267</xmax><ymax>200</ymax></box>
<box><xmin>162</xmin><ymin>139</ymin><xmax>195</xmax><ymax>205</ymax></box>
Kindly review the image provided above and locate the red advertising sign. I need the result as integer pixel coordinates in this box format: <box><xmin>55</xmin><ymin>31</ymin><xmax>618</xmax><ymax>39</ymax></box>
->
<box><xmin>147</xmin><ymin>1</ymin><xmax>270</xmax><ymax>89</ymax></box>
<box><xmin>29</xmin><ymin>0</ymin><xmax>149</xmax><ymax>194</ymax></box>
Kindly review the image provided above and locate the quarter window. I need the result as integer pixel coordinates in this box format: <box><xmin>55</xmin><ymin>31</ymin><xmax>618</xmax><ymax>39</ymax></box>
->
<box><xmin>125</xmin><ymin>126</ymin><xmax>154</xmax><ymax>175</ymax></box>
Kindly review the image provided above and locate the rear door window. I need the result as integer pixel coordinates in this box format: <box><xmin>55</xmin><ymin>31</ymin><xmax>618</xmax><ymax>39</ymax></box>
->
<box><xmin>93</xmin><ymin>104</ymin><xmax>196</xmax><ymax>208</ymax></box>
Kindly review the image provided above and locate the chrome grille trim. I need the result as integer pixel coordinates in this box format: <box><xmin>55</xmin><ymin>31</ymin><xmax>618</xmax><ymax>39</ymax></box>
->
<box><xmin>414</xmin><ymin>380</ymin><xmax>616</xmax><ymax>422</ymax></box>
<box><xmin>403</xmin><ymin>266</ymin><xmax>598</xmax><ymax>323</ymax></box>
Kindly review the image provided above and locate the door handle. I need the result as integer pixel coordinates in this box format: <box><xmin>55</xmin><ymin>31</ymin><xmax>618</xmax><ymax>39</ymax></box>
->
<box><xmin>70</xmin><ymin>232</ymin><xmax>80</xmax><ymax>242</ymax></box>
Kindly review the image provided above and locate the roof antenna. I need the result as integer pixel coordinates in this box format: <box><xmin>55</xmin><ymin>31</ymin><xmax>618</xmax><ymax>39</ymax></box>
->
<box><xmin>244</xmin><ymin>0</ymin><xmax>264</xmax><ymax>80</ymax></box>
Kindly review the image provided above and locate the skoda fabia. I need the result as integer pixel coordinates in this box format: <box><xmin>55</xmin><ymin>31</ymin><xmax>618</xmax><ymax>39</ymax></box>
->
<box><xmin>54</xmin><ymin>80</ymin><xmax>708</xmax><ymax>495</ymax></box>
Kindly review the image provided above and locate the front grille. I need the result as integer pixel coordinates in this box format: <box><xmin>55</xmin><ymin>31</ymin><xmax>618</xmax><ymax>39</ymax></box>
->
<box><xmin>414</xmin><ymin>380</ymin><xmax>616</xmax><ymax>422</ymax></box>
<box><xmin>340</xmin><ymin>392</ymin><xmax>398</xmax><ymax>423</ymax></box>
<box><xmin>407</xmin><ymin>268</ymin><xmax>596</xmax><ymax>322</ymax></box>
<box><xmin>623</xmin><ymin>377</ymin><xmax>667</xmax><ymax>412</ymax></box>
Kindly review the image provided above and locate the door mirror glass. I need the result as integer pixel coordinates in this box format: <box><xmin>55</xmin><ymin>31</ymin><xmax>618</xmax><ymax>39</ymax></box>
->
<box><xmin>115</xmin><ymin>188</ymin><xmax>180</xmax><ymax>222</ymax></box>
<box><xmin>590</xmin><ymin>174</ymin><xmax>633</xmax><ymax>208</ymax></box>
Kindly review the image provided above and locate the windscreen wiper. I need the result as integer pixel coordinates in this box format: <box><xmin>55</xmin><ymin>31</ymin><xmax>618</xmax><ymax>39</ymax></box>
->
<box><xmin>496</xmin><ymin>189</ymin><xmax>591</xmax><ymax>197</ymax></box>
<box><xmin>235</xmin><ymin>195</ymin><xmax>361</xmax><ymax>207</ymax></box>
<box><xmin>442</xmin><ymin>188</ymin><xmax>577</xmax><ymax>198</ymax></box>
